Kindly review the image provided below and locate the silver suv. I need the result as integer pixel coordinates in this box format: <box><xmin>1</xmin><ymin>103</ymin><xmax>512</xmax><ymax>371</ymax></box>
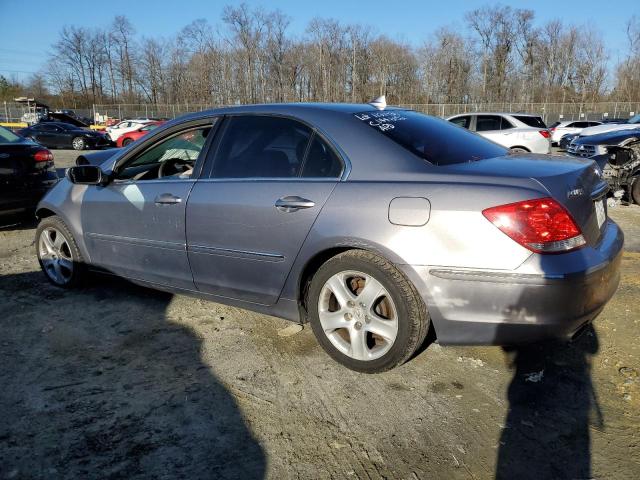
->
<box><xmin>447</xmin><ymin>113</ymin><xmax>551</xmax><ymax>154</ymax></box>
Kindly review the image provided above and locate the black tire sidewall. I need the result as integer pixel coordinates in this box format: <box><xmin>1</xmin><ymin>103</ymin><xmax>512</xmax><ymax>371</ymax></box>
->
<box><xmin>35</xmin><ymin>216</ymin><xmax>85</xmax><ymax>288</ymax></box>
<box><xmin>308</xmin><ymin>253</ymin><xmax>418</xmax><ymax>373</ymax></box>
<box><xmin>122</xmin><ymin>138</ymin><xmax>132</xmax><ymax>146</ymax></box>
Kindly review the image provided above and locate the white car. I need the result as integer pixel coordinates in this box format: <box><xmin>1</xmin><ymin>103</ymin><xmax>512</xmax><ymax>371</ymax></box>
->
<box><xmin>447</xmin><ymin>113</ymin><xmax>551</xmax><ymax>154</ymax></box>
<box><xmin>549</xmin><ymin>120</ymin><xmax>603</xmax><ymax>144</ymax></box>
<box><xmin>106</xmin><ymin>119</ymin><xmax>154</xmax><ymax>142</ymax></box>
<box><xmin>569</xmin><ymin>114</ymin><xmax>640</xmax><ymax>138</ymax></box>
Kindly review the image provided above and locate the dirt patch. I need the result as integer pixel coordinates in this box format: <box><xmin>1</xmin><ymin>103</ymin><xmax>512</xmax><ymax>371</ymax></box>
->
<box><xmin>1</xmin><ymin>205</ymin><xmax>639</xmax><ymax>479</ymax></box>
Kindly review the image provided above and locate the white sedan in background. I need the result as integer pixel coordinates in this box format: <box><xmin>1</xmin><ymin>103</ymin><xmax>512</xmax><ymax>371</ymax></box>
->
<box><xmin>106</xmin><ymin>119</ymin><xmax>154</xmax><ymax>143</ymax></box>
<box><xmin>549</xmin><ymin>120</ymin><xmax>603</xmax><ymax>144</ymax></box>
<box><xmin>447</xmin><ymin>112</ymin><xmax>551</xmax><ymax>154</ymax></box>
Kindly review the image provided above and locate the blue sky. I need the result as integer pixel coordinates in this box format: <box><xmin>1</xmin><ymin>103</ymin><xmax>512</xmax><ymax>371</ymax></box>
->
<box><xmin>0</xmin><ymin>0</ymin><xmax>637</xmax><ymax>82</ymax></box>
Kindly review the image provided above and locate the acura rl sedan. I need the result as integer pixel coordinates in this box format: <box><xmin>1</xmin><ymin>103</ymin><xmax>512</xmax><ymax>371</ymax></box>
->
<box><xmin>34</xmin><ymin>102</ymin><xmax>623</xmax><ymax>372</ymax></box>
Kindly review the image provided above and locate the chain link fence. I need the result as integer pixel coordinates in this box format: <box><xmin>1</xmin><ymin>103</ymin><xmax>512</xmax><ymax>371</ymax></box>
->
<box><xmin>3</xmin><ymin>100</ymin><xmax>640</xmax><ymax>125</ymax></box>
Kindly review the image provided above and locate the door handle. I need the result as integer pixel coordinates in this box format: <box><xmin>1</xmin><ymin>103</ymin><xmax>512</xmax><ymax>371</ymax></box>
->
<box><xmin>154</xmin><ymin>193</ymin><xmax>182</xmax><ymax>205</ymax></box>
<box><xmin>275</xmin><ymin>196</ymin><xmax>315</xmax><ymax>212</ymax></box>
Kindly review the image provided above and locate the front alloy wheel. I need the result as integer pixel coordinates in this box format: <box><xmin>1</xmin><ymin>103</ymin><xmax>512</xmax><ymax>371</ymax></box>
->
<box><xmin>72</xmin><ymin>136</ymin><xmax>86</xmax><ymax>150</ymax></box>
<box><xmin>36</xmin><ymin>216</ymin><xmax>86</xmax><ymax>288</ymax></box>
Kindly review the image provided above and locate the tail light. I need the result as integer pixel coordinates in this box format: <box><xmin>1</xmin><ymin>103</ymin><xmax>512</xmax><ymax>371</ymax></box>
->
<box><xmin>482</xmin><ymin>197</ymin><xmax>585</xmax><ymax>253</ymax></box>
<box><xmin>539</xmin><ymin>130</ymin><xmax>551</xmax><ymax>138</ymax></box>
<box><xmin>33</xmin><ymin>149</ymin><xmax>54</xmax><ymax>162</ymax></box>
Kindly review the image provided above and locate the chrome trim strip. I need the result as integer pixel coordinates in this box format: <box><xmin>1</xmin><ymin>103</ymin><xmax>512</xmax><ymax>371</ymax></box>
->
<box><xmin>429</xmin><ymin>260</ymin><xmax>613</xmax><ymax>284</ymax></box>
<box><xmin>188</xmin><ymin>244</ymin><xmax>285</xmax><ymax>262</ymax></box>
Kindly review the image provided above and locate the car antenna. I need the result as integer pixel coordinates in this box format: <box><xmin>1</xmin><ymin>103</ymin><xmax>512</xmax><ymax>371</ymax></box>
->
<box><xmin>369</xmin><ymin>95</ymin><xmax>386</xmax><ymax>110</ymax></box>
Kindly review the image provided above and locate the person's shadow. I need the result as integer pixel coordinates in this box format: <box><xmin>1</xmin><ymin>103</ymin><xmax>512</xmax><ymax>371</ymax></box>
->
<box><xmin>496</xmin><ymin>325</ymin><xmax>601</xmax><ymax>479</ymax></box>
<box><xmin>0</xmin><ymin>271</ymin><xmax>265</xmax><ymax>479</ymax></box>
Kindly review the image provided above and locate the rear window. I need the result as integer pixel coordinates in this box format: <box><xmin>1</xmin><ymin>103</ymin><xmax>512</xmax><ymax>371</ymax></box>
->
<box><xmin>0</xmin><ymin>126</ymin><xmax>23</xmax><ymax>144</ymax></box>
<box><xmin>513</xmin><ymin>115</ymin><xmax>547</xmax><ymax>128</ymax></box>
<box><xmin>549</xmin><ymin>121</ymin><xmax>561</xmax><ymax>128</ymax></box>
<box><xmin>354</xmin><ymin>110</ymin><xmax>506</xmax><ymax>166</ymax></box>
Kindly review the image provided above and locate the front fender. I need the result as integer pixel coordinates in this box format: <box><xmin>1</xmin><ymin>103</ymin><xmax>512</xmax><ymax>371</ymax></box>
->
<box><xmin>37</xmin><ymin>178</ymin><xmax>92</xmax><ymax>263</ymax></box>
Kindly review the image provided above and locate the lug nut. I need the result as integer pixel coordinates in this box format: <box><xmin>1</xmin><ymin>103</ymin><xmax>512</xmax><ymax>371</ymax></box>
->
<box><xmin>344</xmin><ymin>313</ymin><xmax>353</xmax><ymax>321</ymax></box>
<box><xmin>354</xmin><ymin>321</ymin><xmax>363</xmax><ymax>330</ymax></box>
<box><xmin>347</xmin><ymin>300</ymin><xmax>355</xmax><ymax>308</ymax></box>
<box><xmin>365</xmin><ymin>315</ymin><xmax>371</xmax><ymax>324</ymax></box>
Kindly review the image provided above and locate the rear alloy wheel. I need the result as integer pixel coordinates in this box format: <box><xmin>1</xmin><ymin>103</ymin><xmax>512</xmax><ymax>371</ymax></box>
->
<box><xmin>36</xmin><ymin>216</ymin><xmax>86</xmax><ymax>288</ymax></box>
<box><xmin>308</xmin><ymin>250</ymin><xmax>429</xmax><ymax>373</ymax></box>
<box><xmin>72</xmin><ymin>136</ymin><xmax>86</xmax><ymax>150</ymax></box>
<box><xmin>122</xmin><ymin>137</ymin><xmax>133</xmax><ymax>146</ymax></box>
<box><xmin>632</xmin><ymin>177</ymin><xmax>640</xmax><ymax>205</ymax></box>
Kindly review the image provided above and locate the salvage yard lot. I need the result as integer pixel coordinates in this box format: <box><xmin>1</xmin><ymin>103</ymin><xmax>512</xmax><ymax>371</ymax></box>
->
<box><xmin>1</xmin><ymin>150</ymin><xmax>639</xmax><ymax>479</ymax></box>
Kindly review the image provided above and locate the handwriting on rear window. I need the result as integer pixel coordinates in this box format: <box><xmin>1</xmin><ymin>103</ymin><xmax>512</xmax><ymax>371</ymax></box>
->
<box><xmin>354</xmin><ymin>112</ymin><xmax>407</xmax><ymax>132</ymax></box>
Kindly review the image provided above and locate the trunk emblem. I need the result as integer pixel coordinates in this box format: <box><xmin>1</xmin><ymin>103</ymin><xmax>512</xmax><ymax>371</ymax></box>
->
<box><xmin>568</xmin><ymin>188</ymin><xmax>585</xmax><ymax>198</ymax></box>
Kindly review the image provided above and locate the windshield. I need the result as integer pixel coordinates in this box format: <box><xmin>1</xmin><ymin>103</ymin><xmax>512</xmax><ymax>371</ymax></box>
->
<box><xmin>628</xmin><ymin>114</ymin><xmax>640</xmax><ymax>124</ymax></box>
<box><xmin>0</xmin><ymin>126</ymin><xmax>24</xmax><ymax>144</ymax></box>
<box><xmin>354</xmin><ymin>110</ymin><xmax>507</xmax><ymax>165</ymax></box>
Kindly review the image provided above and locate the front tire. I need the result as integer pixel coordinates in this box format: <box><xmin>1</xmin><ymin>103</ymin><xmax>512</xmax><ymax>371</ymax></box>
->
<box><xmin>307</xmin><ymin>250</ymin><xmax>429</xmax><ymax>373</ymax></box>
<box><xmin>36</xmin><ymin>216</ymin><xmax>87</xmax><ymax>288</ymax></box>
<box><xmin>71</xmin><ymin>136</ymin><xmax>86</xmax><ymax>150</ymax></box>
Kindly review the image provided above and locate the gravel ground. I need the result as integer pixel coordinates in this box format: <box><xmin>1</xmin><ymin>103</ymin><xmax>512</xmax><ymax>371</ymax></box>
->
<box><xmin>0</xmin><ymin>150</ymin><xmax>638</xmax><ymax>479</ymax></box>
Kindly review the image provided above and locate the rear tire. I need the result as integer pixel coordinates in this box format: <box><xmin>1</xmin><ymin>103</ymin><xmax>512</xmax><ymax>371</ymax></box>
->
<box><xmin>36</xmin><ymin>215</ymin><xmax>87</xmax><ymax>288</ymax></box>
<box><xmin>122</xmin><ymin>137</ymin><xmax>133</xmax><ymax>146</ymax></box>
<box><xmin>632</xmin><ymin>177</ymin><xmax>640</xmax><ymax>205</ymax></box>
<box><xmin>307</xmin><ymin>250</ymin><xmax>429</xmax><ymax>373</ymax></box>
<box><xmin>509</xmin><ymin>147</ymin><xmax>529</xmax><ymax>153</ymax></box>
<box><xmin>71</xmin><ymin>136</ymin><xmax>86</xmax><ymax>150</ymax></box>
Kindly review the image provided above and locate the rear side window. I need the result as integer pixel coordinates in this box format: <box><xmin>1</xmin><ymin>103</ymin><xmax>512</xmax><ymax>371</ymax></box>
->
<box><xmin>513</xmin><ymin>115</ymin><xmax>547</xmax><ymax>128</ymax></box>
<box><xmin>500</xmin><ymin>117</ymin><xmax>514</xmax><ymax>130</ymax></box>
<box><xmin>212</xmin><ymin>116</ymin><xmax>312</xmax><ymax>178</ymax></box>
<box><xmin>301</xmin><ymin>134</ymin><xmax>343</xmax><ymax>178</ymax></box>
<box><xmin>354</xmin><ymin>110</ymin><xmax>506</xmax><ymax>166</ymax></box>
<box><xmin>476</xmin><ymin>115</ymin><xmax>502</xmax><ymax>132</ymax></box>
<box><xmin>549</xmin><ymin>121</ymin><xmax>561</xmax><ymax>128</ymax></box>
<box><xmin>449</xmin><ymin>116</ymin><xmax>471</xmax><ymax>129</ymax></box>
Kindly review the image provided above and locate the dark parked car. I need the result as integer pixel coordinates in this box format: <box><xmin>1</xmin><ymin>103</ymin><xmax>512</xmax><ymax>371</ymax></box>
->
<box><xmin>558</xmin><ymin>132</ymin><xmax>578</xmax><ymax>150</ymax></box>
<box><xmin>35</xmin><ymin>102</ymin><xmax>622</xmax><ymax>372</ymax></box>
<box><xmin>567</xmin><ymin>128</ymin><xmax>640</xmax><ymax>204</ymax></box>
<box><xmin>17</xmin><ymin>122</ymin><xmax>111</xmax><ymax>150</ymax></box>
<box><xmin>0</xmin><ymin>126</ymin><xmax>58</xmax><ymax>220</ymax></box>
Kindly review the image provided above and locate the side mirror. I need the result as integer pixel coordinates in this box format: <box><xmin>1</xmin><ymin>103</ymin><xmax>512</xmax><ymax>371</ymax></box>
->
<box><xmin>67</xmin><ymin>165</ymin><xmax>106</xmax><ymax>185</ymax></box>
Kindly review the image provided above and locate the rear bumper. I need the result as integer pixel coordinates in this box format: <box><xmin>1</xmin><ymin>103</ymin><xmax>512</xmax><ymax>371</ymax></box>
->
<box><xmin>400</xmin><ymin>219</ymin><xmax>623</xmax><ymax>345</ymax></box>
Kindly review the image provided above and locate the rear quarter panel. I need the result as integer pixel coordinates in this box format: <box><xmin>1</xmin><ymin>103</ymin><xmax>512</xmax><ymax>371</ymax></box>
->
<box><xmin>280</xmin><ymin>179</ymin><xmax>543</xmax><ymax>301</ymax></box>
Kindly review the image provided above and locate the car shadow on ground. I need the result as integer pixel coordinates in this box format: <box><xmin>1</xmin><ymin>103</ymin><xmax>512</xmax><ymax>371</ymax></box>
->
<box><xmin>0</xmin><ymin>271</ymin><xmax>265</xmax><ymax>479</ymax></box>
<box><xmin>495</xmin><ymin>326</ymin><xmax>601</xmax><ymax>479</ymax></box>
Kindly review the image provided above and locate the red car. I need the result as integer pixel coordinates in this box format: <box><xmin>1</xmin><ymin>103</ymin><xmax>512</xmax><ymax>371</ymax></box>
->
<box><xmin>116</xmin><ymin>121</ymin><xmax>165</xmax><ymax>147</ymax></box>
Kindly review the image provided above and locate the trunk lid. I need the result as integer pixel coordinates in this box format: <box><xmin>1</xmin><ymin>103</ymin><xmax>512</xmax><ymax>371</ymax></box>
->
<box><xmin>446</xmin><ymin>154</ymin><xmax>608</xmax><ymax>245</ymax></box>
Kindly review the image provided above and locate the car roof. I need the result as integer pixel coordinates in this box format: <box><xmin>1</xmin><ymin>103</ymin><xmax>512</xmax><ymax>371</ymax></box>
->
<box><xmin>36</xmin><ymin>122</ymin><xmax>77</xmax><ymax>129</ymax></box>
<box><xmin>178</xmin><ymin>102</ymin><xmax>403</xmax><ymax>118</ymax></box>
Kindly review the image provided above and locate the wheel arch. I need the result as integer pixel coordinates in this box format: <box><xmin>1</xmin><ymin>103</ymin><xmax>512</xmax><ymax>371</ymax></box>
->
<box><xmin>35</xmin><ymin>206</ymin><xmax>57</xmax><ymax>220</ymax></box>
<box><xmin>509</xmin><ymin>145</ymin><xmax>530</xmax><ymax>152</ymax></box>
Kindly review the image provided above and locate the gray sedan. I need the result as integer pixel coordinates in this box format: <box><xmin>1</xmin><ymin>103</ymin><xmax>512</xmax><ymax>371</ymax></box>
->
<box><xmin>35</xmin><ymin>103</ymin><xmax>623</xmax><ymax>372</ymax></box>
